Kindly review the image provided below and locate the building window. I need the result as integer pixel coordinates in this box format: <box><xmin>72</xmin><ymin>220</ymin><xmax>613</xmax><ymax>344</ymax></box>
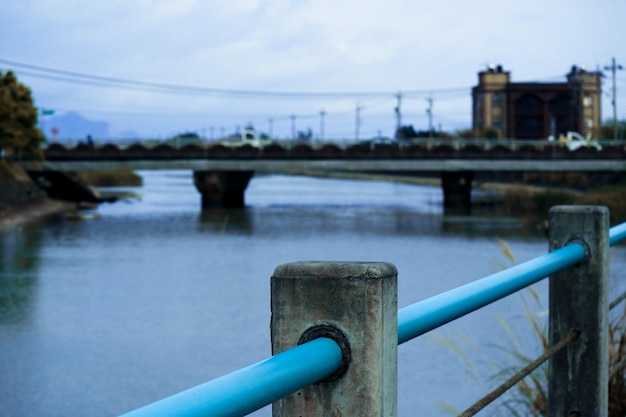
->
<box><xmin>516</xmin><ymin>94</ymin><xmax>543</xmax><ymax>113</ymax></box>
<box><xmin>550</xmin><ymin>93</ymin><xmax>571</xmax><ymax>112</ymax></box>
<box><xmin>492</xmin><ymin>117</ymin><xmax>502</xmax><ymax>128</ymax></box>
<box><xmin>515</xmin><ymin>115</ymin><xmax>545</xmax><ymax>139</ymax></box>
<box><xmin>585</xmin><ymin>117</ymin><xmax>594</xmax><ymax>128</ymax></box>
<box><xmin>491</xmin><ymin>93</ymin><xmax>502</xmax><ymax>107</ymax></box>
<box><xmin>583</xmin><ymin>95</ymin><xmax>593</xmax><ymax>107</ymax></box>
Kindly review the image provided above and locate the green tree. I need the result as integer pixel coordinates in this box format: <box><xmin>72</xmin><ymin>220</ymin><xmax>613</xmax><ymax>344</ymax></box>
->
<box><xmin>297</xmin><ymin>128</ymin><xmax>313</xmax><ymax>142</ymax></box>
<box><xmin>0</xmin><ymin>71</ymin><xmax>45</xmax><ymax>160</ymax></box>
<box><xmin>395</xmin><ymin>125</ymin><xmax>418</xmax><ymax>139</ymax></box>
<box><xmin>483</xmin><ymin>128</ymin><xmax>499</xmax><ymax>139</ymax></box>
<box><xmin>601</xmin><ymin>119</ymin><xmax>626</xmax><ymax>140</ymax></box>
<box><xmin>456</xmin><ymin>128</ymin><xmax>477</xmax><ymax>139</ymax></box>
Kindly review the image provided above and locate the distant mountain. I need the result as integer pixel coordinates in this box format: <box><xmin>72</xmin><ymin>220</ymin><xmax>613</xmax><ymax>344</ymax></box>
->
<box><xmin>39</xmin><ymin>111</ymin><xmax>110</xmax><ymax>141</ymax></box>
<box><xmin>116</xmin><ymin>129</ymin><xmax>140</xmax><ymax>139</ymax></box>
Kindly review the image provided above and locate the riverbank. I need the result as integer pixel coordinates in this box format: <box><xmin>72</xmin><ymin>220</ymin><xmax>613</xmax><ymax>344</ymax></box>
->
<box><xmin>0</xmin><ymin>160</ymin><xmax>75</xmax><ymax>228</ymax></box>
<box><xmin>318</xmin><ymin>169</ymin><xmax>626</xmax><ymax>223</ymax></box>
<box><xmin>0</xmin><ymin>162</ymin><xmax>144</xmax><ymax>229</ymax></box>
<box><xmin>2</xmin><ymin>163</ymin><xmax>625</xmax><ymax>227</ymax></box>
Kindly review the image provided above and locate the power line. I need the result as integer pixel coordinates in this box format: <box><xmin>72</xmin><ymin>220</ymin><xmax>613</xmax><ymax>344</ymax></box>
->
<box><xmin>0</xmin><ymin>58</ymin><xmax>470</xmax><ymax>99</ymax></box>
<box><xmin>0</xmin><ymin>58</ymin><xmax>484</xmax><ymax>136</ymax></box>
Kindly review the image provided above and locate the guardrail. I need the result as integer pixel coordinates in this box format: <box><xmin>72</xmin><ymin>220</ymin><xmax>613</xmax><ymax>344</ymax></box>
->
<box><xmin>119</xmin><ymin>206</ymin><xmax>626</xmax><ymax>417</ymax></box>
<box><xmin>42</xmin><ymin>137</ymin><xmax>626</xmax><ymax>153</ymax></box>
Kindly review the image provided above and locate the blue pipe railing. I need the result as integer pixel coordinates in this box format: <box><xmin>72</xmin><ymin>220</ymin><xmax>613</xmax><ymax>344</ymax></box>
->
<box><xmin>398</xmin><ymin>242</ymin><xmax>586</xmax><ymax>344</ymax></box>
<box><xmin>119</xmin><ymin>337</ymin><xmax>342</xmax><ymax>417</ymax></box>
<box><xmin>120</xmin><ymin>222</ymin><xmax>626</xmax><ymax>417</ymax></box>
<box><xmin>610</xmin><ymin>221</ymin><xmax>626</xmax><ymax>246</ymax></box>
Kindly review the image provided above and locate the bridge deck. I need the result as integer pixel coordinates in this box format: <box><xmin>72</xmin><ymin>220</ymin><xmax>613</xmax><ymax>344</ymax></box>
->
<box><xmin>17</xmin><ymin>141</ymin><xmax>626</xmax><ymax>173</ymax></box>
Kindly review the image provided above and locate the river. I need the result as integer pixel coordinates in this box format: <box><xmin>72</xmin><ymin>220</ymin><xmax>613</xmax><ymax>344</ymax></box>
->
<box><xmin>1</xmin><ymin>171</ymin><xmax>624</xmax><ymax>417</ymax></box>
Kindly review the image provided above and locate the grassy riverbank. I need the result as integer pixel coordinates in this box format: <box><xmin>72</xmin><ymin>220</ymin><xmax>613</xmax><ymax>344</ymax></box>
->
<box><xmin>305</xmin><ymin>169</ymin><xmax>626</xmax><ymax>224</ymax></box>
<box><xmin>498</xmin><ymin>182</ymin><xmax>626</xmax><ymax>225</ymax></box>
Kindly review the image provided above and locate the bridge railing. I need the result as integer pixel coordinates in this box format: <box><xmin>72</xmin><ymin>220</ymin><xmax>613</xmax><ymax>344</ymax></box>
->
<box><xmin>44</xmin><ymin>137</ymin><xmax>626</xmax><ymax>153</ymax></box>
<box><xmin>119</xmin><ymin>206</ymin><xmax>625</xmax><ymax>417</ymax></box>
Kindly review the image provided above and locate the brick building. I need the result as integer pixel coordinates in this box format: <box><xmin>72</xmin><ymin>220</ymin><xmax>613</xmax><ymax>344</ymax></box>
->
<box><xmin>472</xmin><ymin>65</ymin><xmax>602</xmax><ymax>139</ymax></box>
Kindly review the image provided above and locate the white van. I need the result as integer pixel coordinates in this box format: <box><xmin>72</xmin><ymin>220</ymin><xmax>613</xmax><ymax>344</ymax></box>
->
<box><xmin>221</xmin><ymin>128</ymin><xmax>268</xmax><ymax>148</ymax></box>
<box><xmin>549</xmin><ymin>131</ymin><xmax>602</xmax><ymax>151</ymax></box>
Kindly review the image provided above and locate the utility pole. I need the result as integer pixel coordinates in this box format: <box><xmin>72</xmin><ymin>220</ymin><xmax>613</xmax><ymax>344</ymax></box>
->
<box><xmin>604</xmin><ymin>57</ymin><xmax>624</xmax><ymax>139</ymax></box>
<box><xmin>426</xmin><ymin>97</ymin><xmax>434</xmax><ymax>138</ymax></box>
<box><xmin>319</xmin><ymin>110</ymin><xmax>326</xmax><ymax>140</ymax></box>
<box><xmin>290</xmin><ymin>115</ymin><xmax>296</xmax><ymax>140</ymax></box>
<box><xmin>355</xmin><ymin>104</ymin><xmax>362</xmax><ymax>140</ymax></box>
<box><xmin>394</xmin><ymin>91</ymin><xmax>402</xmax><ymax>130</ymax></box>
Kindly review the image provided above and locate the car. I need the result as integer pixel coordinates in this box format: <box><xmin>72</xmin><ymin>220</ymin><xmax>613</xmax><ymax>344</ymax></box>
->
<box><xmin>548</xmin><ymin>131</ymin><xmax>602</xmax><ymax>151</ymax></box>
<box><xmin>219</xmin><ymin>128</ymin><xmax>270</xmax><ymax>148</ymax></box>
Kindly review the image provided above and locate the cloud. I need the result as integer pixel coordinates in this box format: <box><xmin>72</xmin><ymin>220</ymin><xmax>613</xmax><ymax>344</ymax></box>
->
<box><xmin>2</xmin><ymin>0</ymin><xmax>624</xmax><ymax>138</ymax></box>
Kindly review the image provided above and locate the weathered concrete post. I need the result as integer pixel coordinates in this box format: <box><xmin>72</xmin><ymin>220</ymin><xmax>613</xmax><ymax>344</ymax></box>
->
<box><xmin>271</xmin><ymin>261</ymin><xmax>398</xmax><ymax>417</ymax></box>
<box><xmin>548</xmin><ymin>206</ymin><xmax>609</xmax><ymax>417</ymax></box>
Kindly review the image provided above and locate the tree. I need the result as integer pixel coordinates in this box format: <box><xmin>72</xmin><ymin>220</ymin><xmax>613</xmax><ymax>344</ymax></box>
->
<box><xmin>0</xmin><ymin>71</ymin><xmax>45</xmax><ymax>160</ymax></box>
<box><xmin>395</xmin><ymin>125</ymin><xmax>418</xmax><ymax>139</ymax></box>
<box><xmin>396</xmin><ymin>124</ymin><xmax>451</xmax><ymax>140</ymax></box>
<box><xmin>297</xmin><ymin>128</ymin><xmax>313</xmax><ymax>142</ymax></box>
<box><xmin>456</xmin><ymin>128</ymin><xmax>476</xmax><ymax>139</ymax></box>
<box><xmin>601</xmin><ymin>120</ymin><xmax>626</xmax><ymax>140</ymax></box>
<box><xmin>483</xmin><ymin>128</ymin><xmax>499</xmax><ymax>139</ymax></box>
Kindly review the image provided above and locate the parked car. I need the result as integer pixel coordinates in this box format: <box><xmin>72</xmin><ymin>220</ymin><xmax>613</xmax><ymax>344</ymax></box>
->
<box><xmin>220</xmin><ymin>128</ymin><xmax>270</xmax><ymax>148</ymax></box>
<box><xmin>548</xmin><ymin>131</ymin><xmax>602</xmax><ymax>151</ymax></box>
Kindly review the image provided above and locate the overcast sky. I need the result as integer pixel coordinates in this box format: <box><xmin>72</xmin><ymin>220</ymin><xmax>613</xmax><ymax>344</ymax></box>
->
<box><xmin>1</xmin><ymin>0</ymin><xmax>625</xmax><ymax>140</ymax></box>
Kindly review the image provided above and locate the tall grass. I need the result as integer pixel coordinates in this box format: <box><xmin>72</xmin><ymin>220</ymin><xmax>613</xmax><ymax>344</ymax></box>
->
<box><xmin>608</xmin><ymin>302</ymin><xmax>626</xmax><ymax>417</ymax></box>
<box><xmin>502</xmin><ymin>188</ymin><xmax>577</xmax><ymax>217</ymax></box>
<box><xmin>437</xmin><ymin>240</ymin><xmax>626</xmax><ymax>416</ymax></box>
<box><xmin>576</xmin><ymin>187</ymin><xmax>626</xmax><ymax>226</ymax></box>
<box><xmin>501</xmin><ymin>181</ymin><xmax>626</xmax><ymax>225</ymax></box>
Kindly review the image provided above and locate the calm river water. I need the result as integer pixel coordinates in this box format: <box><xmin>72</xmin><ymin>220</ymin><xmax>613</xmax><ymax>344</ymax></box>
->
<box><xmin>1</xmin><ymin>171</ymin><xmax>624</xmax><ymax>417</ymax></box>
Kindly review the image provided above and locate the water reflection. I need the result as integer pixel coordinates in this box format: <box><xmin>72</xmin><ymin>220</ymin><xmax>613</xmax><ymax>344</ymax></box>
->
<box><xmin>440</xmin><ymin>214</ymin><xmax>548</xmax><ymax>239</ymax></box>
<box><xmin>198</xmin><ymin>207</ymin><xmax>254</xmax><ymax>234</ymax></box>
<box><xmin>0</xmin><ymin>225</ymin><xmax>42</xmax><ymax>325</ymax></box>
<box><xmin>196</xmin><ymin>204</ymin><xmax>548</xmax><ymax>242</ymax></box>
<box><xmin>2</xmin><ymin>172</ymin><xmax>618</xmax><ymax>417</ymax></box>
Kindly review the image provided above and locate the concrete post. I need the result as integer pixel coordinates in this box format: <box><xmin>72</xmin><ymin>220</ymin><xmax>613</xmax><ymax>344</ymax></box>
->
<box><xmin>548</xmin><ymin>206</ymin><xmax>609</xmax><ymax>417</ymax></box>
<box><xmin>271</xmin><ymin>261</ymin><xmax>398</xmax><ymax>417</ymax></box>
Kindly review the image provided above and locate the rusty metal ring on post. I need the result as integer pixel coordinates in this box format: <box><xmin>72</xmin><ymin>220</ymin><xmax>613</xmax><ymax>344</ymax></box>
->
<box><xmin>567</xmin><ymin>238</ymin><xmax>590</xmax><ymax>262</ymax></box>
<box><xmin>298</xmin><ymin>324</ymin><xmax>351</xmax><ymax>382</ymax></box>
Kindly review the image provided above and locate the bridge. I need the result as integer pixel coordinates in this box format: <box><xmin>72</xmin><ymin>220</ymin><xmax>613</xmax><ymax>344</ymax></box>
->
<box><xmin>18</xmin><ymin>139</ymin><xmax>626</xmax><ymax>209</ymax></box>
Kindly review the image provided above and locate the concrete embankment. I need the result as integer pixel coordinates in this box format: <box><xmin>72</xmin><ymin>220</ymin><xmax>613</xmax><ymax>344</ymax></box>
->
<box><xmin>0</xmin><ymin>160</ymin><xmax>74</xmax><ymax>228</ymax></box>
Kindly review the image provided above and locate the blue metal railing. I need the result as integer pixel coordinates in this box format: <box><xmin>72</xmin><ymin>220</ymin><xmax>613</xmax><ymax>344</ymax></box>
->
<box><xmin>120</xmin><ymin>223</ymin><xmax>626</xmax><ymax>417</ymax></box>
<box><xmin>398</xmin><ymin>242</ymin><xmax>586</xmax><ymax>344</ymax></box>
<box><xmin>120</xmin><ymin>337</ymin><xmax>341</xmax><ymax>417</ymax></box>
<box><xmin>610</xmin><ymin>221</ymin><xmax>626</xmax><ymax>246</ymax></box>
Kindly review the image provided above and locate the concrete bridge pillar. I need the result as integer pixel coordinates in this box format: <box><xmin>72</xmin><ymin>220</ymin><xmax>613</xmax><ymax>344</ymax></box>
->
<box><xmin>441</xmin><ymin>171</ymin><xmax>473</xmax><ymax>212</ymax></box>
<box><xmin>193</xmin><ymin>170</ymin><xmax>254</xmax><ymax>208</ymax></box>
